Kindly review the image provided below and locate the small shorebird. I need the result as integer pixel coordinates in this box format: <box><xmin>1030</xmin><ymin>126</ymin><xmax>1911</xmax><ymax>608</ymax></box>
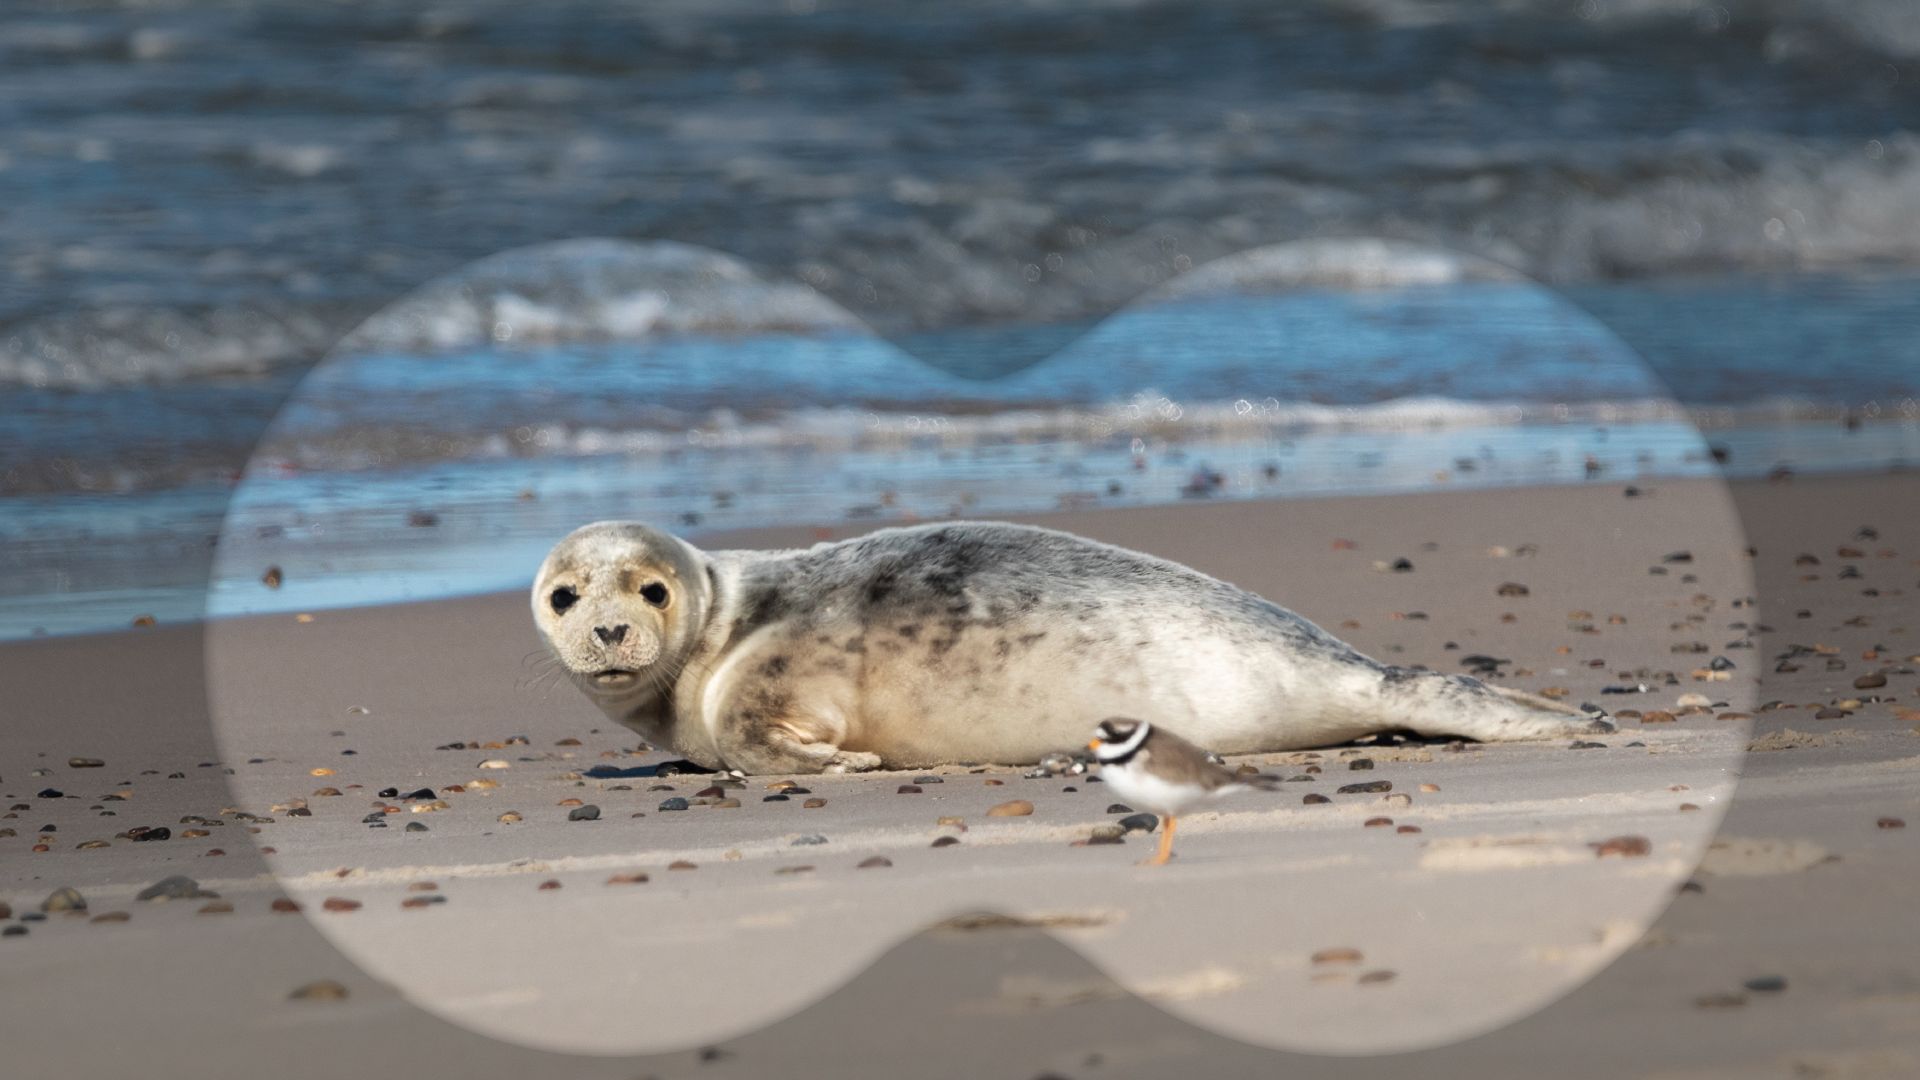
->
<box><xmin>1087</xmin><ymin>717</ymin><xmax>1279</xmax><ymax>866</ymax></box>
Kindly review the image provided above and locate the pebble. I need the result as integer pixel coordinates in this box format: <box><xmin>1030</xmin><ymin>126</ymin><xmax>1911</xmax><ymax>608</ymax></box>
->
<box><xmin>1311</xmin><ymin>947</ymin><xmax>1363</xmax><ymax>965</ymax></box>
<box><xmin>90</xmin><ymin>911</ymin><xmax>131</xmax><ymax>924</ymax></box>
<box><xmin>658</xmin><ymin>798</ymin><xmax>689</xmax><ymax>812</ymax></box>
<box><xmin>1338</xmin><ymin>780</ymin><xmax>1391</xmax><ymax>794</ymax></box>
<box><xmin>197</xmin><ymin>901</ymin><xmax>233</xmax><ymax>915</ymax></box>
<box><xmin>2</xmin><ymin>926</ymin><xmax>25</xmax><ymax>938</ymax></box>
<box><xmin>897</xmin><ymin>785</ymin><xmax>923</xmax><ymax>794</ymax></box>
<box><xmin>1743</xmin><ymin>975</ymin><xmax>1787</xmax><ymax>994</ymax></box>
<box><xmin>1593</xmin><ymin>835</ymin><xmax>1652</xmax><ymax>857</ymax></box>
<box><xmin>402</xmin><ymin>895</ymin><xmax>446</xmax><ymax>909</ymax></box>
<box><xmin>1302</xmin><ymin>794</ymin><xmax>1331</xmax><ymax>805</ymax></box>
<box><xmin>913</xmin><ymin>776</ymin><xmax>944</xmax><ymax>784</ymax></box>
<box><xmin>857</xmin><ymin>856</ymin><xmax>893</xmax><ymax>869</ymax></box>
<box><xmin>937</xmin><ymin>816</ymin><xmax>966</xmax><ymax>828</ymax></box>
<box><xmin>497</xmin><ymin>811</ymin><xmax>523</xmax><ymax>823</ymax></box>
<box><xmin>1877</xmin><ymin>817</ymin><xmax>1905</xmax><ymax>829</ymax></box>
<box><xmin>271</xmin><ymin>898</ymin><xmax>302</xmax><ymax>913</ymax></box>
<box><xmin>322</xmin><ymin>898</ymin><xmax>362</xmax><ymax>913</ymax></box>
<box><xmin>1854</xmin><ymin>672</ymin><xmax>1888</xmax><ymax>689</ymax></box>
<box><xmin>607</xmin><ymin>872</ymin><xmax>650</xmax><ymax>884</ymax></box>
<box><xmin>987</xmin><ymin>800</ymin><xmax>1035</xmax><ymax>817</ymax></box>
<box><xmin>1348</xmin><ymin>758</ymin><xmax>1374</xmax><ymax>771</ymax></box>
<box><xmin>568</xmin><ymin>805</ymin><xmax>601</xmax><ymax>822</ymax></box>
<box><xmin>42</xmin><ymin>887</ymin><xmax>86</xmax><ymax>913</ymax></box>
<box><xmin>792</xmin><ymin>834</ymin><xmax>828</xmax><ymax>846</ymax></box>
<box><xmin>1117</xmin><ymin>813</ymin><xmax>1159</xmax><ymax>834</ymax></box>
<box><xmin>930</xmin><ymin>836</ymin><xmax>961</xmax><ymax>848</ymax></box>
<box><xmin>1357</xmin><ymin>970</ymin><xmax>1397</xmax><ymax>985</ymax></box>
<box><xmin>75</xmin><ymin>840</ymin><xmax>110</xmax><ymax>850</ymax></box>
<box><xmin>405</xmin><ymin>822</ymin><xmax>428</xmax><ymax>832</ymax></box>
<box><xmin>1106</xmin><ymin>803</ymin><xmax>1133</xmax><ymax>814</ymax></box>
<box><xmin>136</xmin><ymin>875</ymin><xmax>214</xmax><ymax>902</ymax></box>
<box><xmin>478</xmin><ymin>759</ymin><xmax>510</xmax><ymax>769</ymax></box>
<box><xmin>1363</xmin><ymin>817</ymin><xmax>1394</xmax><ymax>828</ymax></box>
<box><xmin>1088</xmin><ymin>823</ymin><xmax>1127</xmax><ymax>842</ymax></box>
<box><xmin>538</xmin><ymin>880</ymin><xmax>562</xmax><ymax>890</ymax></box>
<box><xmin>289</xmin><ymin>980</ymin><xmax>349</xmax><ymax>1002</ymax></box>
<box><xmin>669</xmin><ymin>860</ymin><xmax>697</xmax><ymax>871</ymax></box>
<box><xmin>714</xmin><ymin>798</ymin><xmax>743</xmax><ymax>809</ymax></box>
<box><xmin>775</xmin><ymin>865</ymin><xmax>814</xmax><ymax>875</ymax></box>
<box><xmin>68</xmin><ymin>757</ymin><xmax>104</xmax><ymax>769</ymax></box>
<box><xmin>1496</xmin><ymin>582</ymin><xmax>1530</xmax><ymax>597</ymax></box>
<box><xmin>763</xmin><ymin>794</ymin><xmax>790</xmax><ymax>802</ymax></box>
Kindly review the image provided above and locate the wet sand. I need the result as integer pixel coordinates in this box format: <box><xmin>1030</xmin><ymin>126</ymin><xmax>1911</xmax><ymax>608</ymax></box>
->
<box><xmin>3</xmin><ymin>473</ymin><xmax>1917</xmax><ymax>1078</ymax></box>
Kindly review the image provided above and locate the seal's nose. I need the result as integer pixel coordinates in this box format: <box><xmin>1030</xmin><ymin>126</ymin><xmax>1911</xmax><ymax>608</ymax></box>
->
<box><xmin>594</xmin><ymin>624</ymin><xmax>629</xmax><ymax>645</ymax></box>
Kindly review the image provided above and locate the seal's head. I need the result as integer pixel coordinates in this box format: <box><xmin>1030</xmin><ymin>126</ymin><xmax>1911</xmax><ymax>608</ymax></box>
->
<box><xmin>532</xmin><ymin>522</ymin><xmax>711</xmax><ymax>701</ymax></box>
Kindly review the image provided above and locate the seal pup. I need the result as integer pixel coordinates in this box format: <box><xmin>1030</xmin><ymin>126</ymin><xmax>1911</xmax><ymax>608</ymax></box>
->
<box><xmin>531</xmin><ymin>520</ymin><xmax>1612</xmax><ymax>774</ymax></box>
<box><xmin>1088</xmin><ymin>717</ymin><xmax>1280</xmax><ymax>866</ymax></box>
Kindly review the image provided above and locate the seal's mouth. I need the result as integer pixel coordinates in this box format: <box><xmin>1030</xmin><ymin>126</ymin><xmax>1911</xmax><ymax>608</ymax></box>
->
<box><xmin>588</xmin><ymin>669</ymin><xmax>640</xmax><ymax>690</ymax></box>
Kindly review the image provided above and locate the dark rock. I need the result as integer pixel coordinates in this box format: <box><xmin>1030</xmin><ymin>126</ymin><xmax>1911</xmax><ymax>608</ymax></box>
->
<box><xmin>1117</xmin><ymin>813</ymin><xmax>1159</xmax><ymax>834</ymax></box>
<box><xmin>1338</xmin><ymin>780</ymin><xmax>1392</xmax><ymax>794</ymax></box>
<box><xmin>657</xmin><ymin>797</ymin><xmax>689</xmax><ymax>812</ymax></box>
<box><xmin>1106</xmin><ymin>804</ymin><xmax>1133</xmax><ymax>814</ymax></box>
<box><xmin>567</xmin><ymin>804</ymin><xmax>601</xmax><ymax>822</ymax></box>
<box><xmin>136</xmin><ymin>876</ymin><xmax>214</xmax><ymax>902</ymax></box>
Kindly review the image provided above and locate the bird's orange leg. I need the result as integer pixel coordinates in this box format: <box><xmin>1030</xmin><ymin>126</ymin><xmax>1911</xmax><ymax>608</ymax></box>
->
<box><xmin>1141</xmin><ymin>814</ymin><xmax>1177</xmax><ymax>866</ymax></box>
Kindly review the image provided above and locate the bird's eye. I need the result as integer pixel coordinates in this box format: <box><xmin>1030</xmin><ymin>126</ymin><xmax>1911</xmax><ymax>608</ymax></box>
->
<box><xmin>640</xmin><ymin>582</ymin><xmax>670</xmax><ymax>608</ymax></box>
<box><xmin>549</xmin><ymin>587</ymin><xmax>578</xmax><ymax>615</ymax></box>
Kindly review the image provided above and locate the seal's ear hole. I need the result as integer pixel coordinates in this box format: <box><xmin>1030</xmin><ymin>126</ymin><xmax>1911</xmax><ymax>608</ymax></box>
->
<box><xmin>549</xmin><ymin>587</ymin><xmax>579</xmax><ymax>615</ymax></box>
<box><xmin>640</xmin><ymin>582</ymin><xmax>670</xmax><ymax>608</ymax></box>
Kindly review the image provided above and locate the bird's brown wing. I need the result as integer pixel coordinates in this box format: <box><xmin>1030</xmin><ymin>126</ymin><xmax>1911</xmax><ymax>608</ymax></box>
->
<box><xmin>1140</xmin><ymin>725</ymin><xmax>1247</xmax><ymax>791</ymax></box>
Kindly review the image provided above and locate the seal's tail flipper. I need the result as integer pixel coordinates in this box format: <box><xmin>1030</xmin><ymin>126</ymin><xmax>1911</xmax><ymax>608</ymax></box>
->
<box><xmin>1384</xmin><ymin>667</ymin><xmax>1614</xmax><ymax>742</ymax></box>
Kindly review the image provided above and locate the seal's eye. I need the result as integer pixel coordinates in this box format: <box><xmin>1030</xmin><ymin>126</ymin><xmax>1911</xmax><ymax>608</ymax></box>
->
<box><xmin>640</xmin><ymin>582</ymin><xmax>670</xmax><ymax>608</ymax></box>
<box><xmin>549</xmin><ymin>587</ymin><xmax>579</xmax><ymax>615</ymax></box>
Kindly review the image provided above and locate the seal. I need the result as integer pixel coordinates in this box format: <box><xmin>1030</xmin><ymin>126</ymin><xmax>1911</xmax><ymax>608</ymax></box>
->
<box><xmin>532</xmin><ymin>520</ymin><xmax>1612</xmax><ymax>774</ymax></box>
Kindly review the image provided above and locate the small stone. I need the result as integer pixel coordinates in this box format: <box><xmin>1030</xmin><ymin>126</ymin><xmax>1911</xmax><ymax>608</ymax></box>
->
<box><xmin>405</xmin><ymin>821</ymin><xmax>428</xmax><ymax>832</ymax></box>
<box><xmin>1357</xmin><ymin>970</ymin><xmax>1397</xmax><ymax>985</ymax></box>
<box><xmin>930</xmin><ymin>836</ymin><xmax>961</xmax><ymax>848</ymax></box>
<box><xmin>1496</xmin><ymin>582</ymin><xmax>1530</xmax><ymax>597</ymax></box>
<box><xmin>289</xmin><ymin>980</ymin><xmax>349</xmax><ymax>1002</ymax></box>
<box><xmin>401</xmin><ymin>895</ymin><xmax>446</xmax><ymax>909</ymax></box>
<box><xmin>607</xmin><ymin>872</ymin><xmax>649</xmax><ymax>885</ymax></box>
<box><xmin>857</xmin><ymin>856</ymin><xmax>893</xmax><ymax>868</ymax></box>
<box><xmin>1106</xmin><ymin>803</ymin><xmax>1133</xmax><ymax>814</ymax></box>
<box><xmin>137</xmin><ymin>875</ymin><xmax>213</xmax><ymax>902</ymax></box>
<box><xmin>478</xmin><ymin>759</ymin><xmax>510</xmax><ymax>770</ymax></box>
<box><xmin>197</xmin><ymin>901</ymin><xmax>233</xmax><ymax>915</ymax></box>
<box><xmin>407</xmin><ymin>881</ymin><xmax>437</xmax><ymax>892</ymax></box>
<box><xmin>42</xmin><ymin>887</ymin><xmax>86</xmax><ymax>913</ymax></box>
<box><xmin>763</xmin><ymin>794</ymin><xmax>789</xmax><ymax>803</ymax></box>
<box><xmin>1117</xmin><ymin>813</ymin><xmax>1159</xmax><ymax>834</ymax></box>
<box><xmin>987</xmin><ymin>800</ymin><xmax>1035</xmax><ymax>817</ymax></box>
<box><xmin>1877</xmin><ymin>817</ymin><xmax>1905</xmax><ymax>829</ymax></box>
<box><xmin>68</xmin><ymin>757</ymin><xmax>105</xmax><ymax>769</ymax></box>
<box><xmin>1363</xmin><ymin>817</ymin><xmax>1393</xmax><ymax>828</ymax></box>
<box><xmin>897</xmin><ymin>785</ymin><xmax>923</xmax><ymax>794</ymax></box>
<box><xmin>668</xmin><ymin>860</ymin><xmax>697</xmax><ymax>871</ymax></box>
<box><xmin>1854</xmin><ymin>672</ymin><xmax>1888</xmax><ymax>689</ymax></box>
<box><xmin>914</xmin><ymin>776</ymin><xmax>944</xmax><ymax>784</ymax></box>
<box><xmin>1593</xmin><ymin>835</ymin><xmax>1652</xmax><ymax>857</ymax></box>
<box><xmin>1641</xmin><ymin>711</ymin><xmax>1677</xmax><ymax>724</ymax></box>
<box><xmin>775</xmin><ymin>865</ymin><xmax>814</xmax><ymax>875</ymax></box>
<box><xmin>803</xmin><ymin>798</ymin><xmax>826</xmax><ymax>808</ymax></box>
<box><xmin>322</xmin><ymin>897</ymin><xmax>362</xmax><ymax>912</ymax></box>
<box><xmin>658</xmin><ymin>798</ymin><xmax>689</xmax><ymax>812</ymax></box>
<box><xmin>1348</xmin><ymin>758</ymin><xmax>1374</xmax><ymax>771</ymax></box>
<box><xmin>538</xmin><ymin>880</ymin><xmax>562</xmax><ymax>891</ymax></box>
<box><xmin>497</xmin><ymin>811</ymin><xmax>523</xmax><ymax>823</ymax></box>
<box><xmin>792</xmin><ymin>834</ymin><xmax>828</xmax><ymax>846</ymax></box>
<box><xmin>91</xmin><ymin>911</ymin><xmax>132</xmax><ymax>924</ymax></box>
<box><xmin>1311</xmin><ymin>947</ymin><xmax>1363</xmax><ymax>965</ymax></box>
<box><xmin>270</xmin><ymin>898</ymin><xmax>302</xmax><ymax>913</ymax></box>
<box><xmin>1742</xmin><ymin>975</ymin><xmax>1787</xmax><ymax>994</ymax></box>
<box><xmin>1302</xmin><ymin>793</ymin><xmax>1331</xmax><ymax>805</ymax></box>
<box><xmin>1338</xmin><ymin>780</ymin><xmax>1392</xmax><ymax>794</ymax></box>
<box><xmin>567</xmin><ymin>804</ymin><xmax>601</xmax><ymax>822</ymax></box>
<box><xmin>1089</xmin><ymin>823</ymin><xmax>1126</xmax><ymax>842</ymax></box>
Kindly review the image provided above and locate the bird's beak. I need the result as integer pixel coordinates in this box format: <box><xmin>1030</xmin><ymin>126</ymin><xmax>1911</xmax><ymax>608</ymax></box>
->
<box><xmin>1087</xmin><ymin>738</ymin><xmax>1103</xmax><ymax>752</ymax></box>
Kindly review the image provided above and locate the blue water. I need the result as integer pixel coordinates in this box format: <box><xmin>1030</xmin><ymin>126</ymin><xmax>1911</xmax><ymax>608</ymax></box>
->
<box><xmin>5</xmin><ymin>269</ymin><xmax>1918</xmax><ymax>640</ymax></box>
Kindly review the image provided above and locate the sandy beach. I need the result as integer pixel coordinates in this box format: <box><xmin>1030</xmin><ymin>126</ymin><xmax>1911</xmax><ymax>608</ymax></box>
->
<box><xmin>4</xmin><ymin>472</ymin><xmax>1918</xmax><ymax>1078</ymax></box>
